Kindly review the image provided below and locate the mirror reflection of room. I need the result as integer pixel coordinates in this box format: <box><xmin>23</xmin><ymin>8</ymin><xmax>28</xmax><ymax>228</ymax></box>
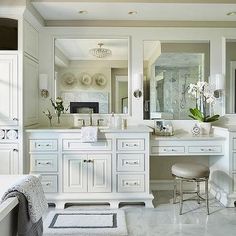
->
<box><xmin>143</xmin><ymin>41</ymin><xmax>210</xmax><ymax>120</ymax></box>
<box><xmin>54</xmin><ymin>38</ymin><xmax>128</xmax><ymax>114</ymax></box>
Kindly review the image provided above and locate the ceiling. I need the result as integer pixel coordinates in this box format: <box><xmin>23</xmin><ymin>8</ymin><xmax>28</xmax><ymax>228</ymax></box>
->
<box><xmin>55</xmin><ymin>38</ymin><xmax>128</xmax><ymax>61</ymax></box>
<box><xmin>31</xmin><ymin>1</ymin><xmax>236</xmax><ymax>22</ymax></box>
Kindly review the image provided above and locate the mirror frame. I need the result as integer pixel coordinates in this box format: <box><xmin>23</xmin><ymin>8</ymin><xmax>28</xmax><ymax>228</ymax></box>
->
<box><xmin>52</xmin><ymin>36</ymin><xmax>131</xmax><ymax>116</ymax></box>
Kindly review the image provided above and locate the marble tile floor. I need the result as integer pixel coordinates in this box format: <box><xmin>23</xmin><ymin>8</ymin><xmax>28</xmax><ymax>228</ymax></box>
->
<box><xmin>44</xmin><ymin>191</ymin><xmax>236</xmax><ymax>236</ymax></box>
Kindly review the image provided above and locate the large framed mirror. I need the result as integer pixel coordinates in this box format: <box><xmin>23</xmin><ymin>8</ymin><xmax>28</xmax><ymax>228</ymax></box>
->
<box><xmin>54</xmin><ymin>38</ymin><xmax>129</xmax><ymax>114</ymax></box>
<box><xmin>225</xmin><ymin>39</ymin><xmax>236</xmax><ymax>114</ymax></box>
<box><xmin>143</xmin><ymin>40</ymin><xmax>210</xmax><ymax>120</ymax></box>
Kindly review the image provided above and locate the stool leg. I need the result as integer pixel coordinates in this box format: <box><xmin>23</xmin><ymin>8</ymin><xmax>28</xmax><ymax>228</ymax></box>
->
<box><xmin>205</xmin><ymin>179</ymin><xmax>209</xmax><ymax>215</ymax></box>
<box><xmin>173</xmin><ymin>177</ymin><xmax>177</xmax><ymax>204</ymax></box>
<box><xmin>197</xmin><ymin>181</ymin><xmax>200</xmax><ymax>204</ymax></box>
<box><xmin>179</xmin><ymin>179</ymin><xmax>183</xmax><ymax>215</ymax></box>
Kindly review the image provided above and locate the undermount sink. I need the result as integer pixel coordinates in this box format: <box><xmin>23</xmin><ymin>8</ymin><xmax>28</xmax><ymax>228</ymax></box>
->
<box><xmin>70</xmin><ymin>126</ymin><xmax>109</xmax><ymax>129</ymax></box>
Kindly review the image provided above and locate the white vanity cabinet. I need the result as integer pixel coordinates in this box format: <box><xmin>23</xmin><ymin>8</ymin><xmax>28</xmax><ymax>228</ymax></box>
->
<box><xmin>0</xmin><ymin>54</ymin><xmax>18</xmax><ymax>125</ymax></box>
<box><xmin>0</xmin><ymin>143</ymin><xmax>19</xmax><ymax>174</ymax></box>
<box><xmin>63</xmin><ymin>154</ymin><xmax>111</xmax><ymax>193</ymax></box>
<box><xmin>23</xmin><ymin>20</ymin><xmax>39</xmax><ymax>126</ymax></box>
<box><xmin>25</xmin><ymin>126</ymin><xmax>153</xmax><ymax>208</ymax></box>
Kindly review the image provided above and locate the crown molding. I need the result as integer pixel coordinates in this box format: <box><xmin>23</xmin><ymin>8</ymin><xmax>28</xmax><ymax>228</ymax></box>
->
<box><xmin>45</xmin><ymin>20</ymin><xmax>236</xmax><ymax>28</ymax></box>
<box><xmin>31</xmin><ymin>0</ymin><xmax>236</xmax><ymax>4</ymax></box>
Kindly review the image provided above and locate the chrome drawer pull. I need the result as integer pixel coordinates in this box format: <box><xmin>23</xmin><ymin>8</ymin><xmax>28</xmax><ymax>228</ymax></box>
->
<box><xmin>37</xmin><ymin>161</ymin><xmax>52</xmax><ymax>165</ymax></box>
<box><xmin>125</xmin><ymin>161</ymin><xmax>138</xmax><ymax>165</ymax></box>
<box><xmin>124</xmin><ymin>181</ymin><xmax>139</xmax><ymax>186</ymax></box>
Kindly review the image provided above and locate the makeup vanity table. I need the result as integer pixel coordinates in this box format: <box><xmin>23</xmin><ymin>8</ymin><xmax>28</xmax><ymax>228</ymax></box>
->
<box><xmin>150</xmin><ymin>133</ymin><xmax>225</xmax><ymax>156</ymax></box>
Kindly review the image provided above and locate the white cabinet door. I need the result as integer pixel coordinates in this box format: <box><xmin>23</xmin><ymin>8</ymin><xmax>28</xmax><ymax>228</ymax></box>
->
<box><xmin>0</xmin><ymin>144</ymin><xmax>18</xmax><ymax>174</ymax></box>
<box><xmin>88</xmin><ymin>154</ymin><xmax>111</xmax><ymax>193</ymax></box>
<box><xmin>63</xmin><ymin>154</ymin><xmax>87</xmax><ymax>193</ymax></box>
<box><xmin>0</xmin><ymin>54</ymin><xmax>18</xmax><ymax>125</ymax></box>
<box><xmin>23</xmin><ymin>56</ymin><xmax>39</xmax><ymax>126</ymax></box>
<box><xmin>24</xmin><ymin>20</ymin><xmax>38</xmax><ymax>60</ymax></box>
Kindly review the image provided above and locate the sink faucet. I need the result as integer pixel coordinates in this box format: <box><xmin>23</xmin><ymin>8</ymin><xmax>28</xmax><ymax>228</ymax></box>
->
<box><xmin>89</xmin><ymin>109</ymin><xmax>93</xmax><ymax>126</ymax></box>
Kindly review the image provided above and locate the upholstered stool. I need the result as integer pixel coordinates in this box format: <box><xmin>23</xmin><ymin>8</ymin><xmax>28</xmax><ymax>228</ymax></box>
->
<box><xmin>171</xmin><ymin>163</ymin><xmax>210</xmax><ymax>215</ymax></box>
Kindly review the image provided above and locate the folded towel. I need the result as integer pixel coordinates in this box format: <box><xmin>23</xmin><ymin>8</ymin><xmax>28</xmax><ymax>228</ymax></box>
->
<box><xmin>1</xmin><ymin>175</ymin><xmax>48</xmax><ymax>223</ymax></box>
<box><xmin>81</xmin><ymin>126</ymin><xmax>98</xmax><ymax>143</ymax></box>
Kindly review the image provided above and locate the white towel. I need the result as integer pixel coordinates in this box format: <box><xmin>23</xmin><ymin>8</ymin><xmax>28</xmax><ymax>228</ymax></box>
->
<box><xmin>81</xmin><ymin>126</ymin><xmax>98</xmax><ymax>143</ymax></box>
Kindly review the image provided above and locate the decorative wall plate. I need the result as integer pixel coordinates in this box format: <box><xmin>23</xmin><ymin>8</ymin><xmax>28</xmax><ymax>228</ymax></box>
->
<box><xmin>61</xmin><ymin>73</ymin><xmax>76</xmax><ymax>88</ymax></box>
<box><xmin>6</xmin><ymin>129</ymin><xmax>18</xmax><ymax>140</ymax></box>
<box><xmin>0</xmin><ymin>129</ymin><xmax>5</xmax><ymax>139</ymax></box>
<box><xmin>94</xmin><ymin>73</ymin><xmax>107</xmax><ymax>86</ymax></box>
<box><xmin>80</xmin><ymin>73</ymin><xmax>92</xmax><ymax>86</ymax></box>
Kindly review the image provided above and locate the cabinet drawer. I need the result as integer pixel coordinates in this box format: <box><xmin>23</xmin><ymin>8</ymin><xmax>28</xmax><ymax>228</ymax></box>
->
<box><xmin>63</xmin><ymin>139</ymin><xmax>112</xmax><ymax>151</ymax></box>
<box><xmin>117</xmin><ymin>139</ymin><xmax>145</xmax><ymax>151</ymax></box>
<box><xmin>30</xmin><ymin>154</ymin><xmax>58</xmax><ymax>172</ymax></box>
<box><xmin>41</xmin><ymin>175</ymin><xmax>58</xmax><ymax>193</ymax></box>
<box><xmin>30</xmin><ymin>140</ymin><xmax>57</xmax><ymax>152</ymax></box>
<box><xmin>233</xmin><ymin>153</ymin><xmax>236</xmax><ymax>171</ymax></box>
<box><xmin>188</xmin><ymin>146</ymin><xmax>222</xmax><ymax>154</ymax></box>
<box><xmin>117</xmin><ymin>154</ymin><xmax>144</xmax><ymax>172</ymax></box>
<box><xmin>117</xmin><ymin>174</ymin><xmax>145</xmax><ymax>192</ymax></box>
<box><xmin>152</xmin><ymin>146</ymin><xmax>185</xmax><ymax>154</ymax></box>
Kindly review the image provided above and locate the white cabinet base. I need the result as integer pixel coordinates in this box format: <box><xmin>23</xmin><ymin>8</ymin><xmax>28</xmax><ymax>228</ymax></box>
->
<box><xmin>45</xmin><ymin>192</ymin><xmax>154</xmax><ymax>209</ymax></box>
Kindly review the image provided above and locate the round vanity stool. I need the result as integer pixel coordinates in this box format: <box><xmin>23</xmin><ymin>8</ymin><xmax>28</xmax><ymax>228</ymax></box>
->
<box><xmin>171</xmin><ymin>163</ymin><xmax>210</xmax><ymax>215</ymax></box>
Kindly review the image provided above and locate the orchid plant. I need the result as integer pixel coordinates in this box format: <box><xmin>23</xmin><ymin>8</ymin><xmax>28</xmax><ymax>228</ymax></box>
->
<box><xmin>188</xmin><ymin>81</ymin><xmax>219</xmax><ymax>123</ymax></box>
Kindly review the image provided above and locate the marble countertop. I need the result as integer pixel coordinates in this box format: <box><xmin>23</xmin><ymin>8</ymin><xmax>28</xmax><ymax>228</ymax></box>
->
<box><xmin>25</xmin><ymin>125</ymin><xmax>154</xmax><ymax>133</ymax></box>
<box><xmin>213</xmin><ymin>125</ymin><xmax>236</xmax><ymax>132</ymax></box>
<box><xmin>151</xmin><ymin>132</ymin><xmax>226</xmax><ymax>141</ymax></box>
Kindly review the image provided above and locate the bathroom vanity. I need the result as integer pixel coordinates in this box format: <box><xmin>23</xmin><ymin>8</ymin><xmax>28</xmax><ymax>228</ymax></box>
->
<box><xmin>25</xmin><ymin>126</ymin><xmax>153</xmax><ymax>208</ymax></box>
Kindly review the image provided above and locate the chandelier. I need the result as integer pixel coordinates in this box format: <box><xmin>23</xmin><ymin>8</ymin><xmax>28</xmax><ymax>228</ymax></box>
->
<box><xmin>89</xmin><ymin>43</ymin><xmax>112</xmax><ymax>58</ymax></box>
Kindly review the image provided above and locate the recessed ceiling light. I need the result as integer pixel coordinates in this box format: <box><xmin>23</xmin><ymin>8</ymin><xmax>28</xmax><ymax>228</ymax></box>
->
<box><xmin>227</xmin><ymin>12</ymin><xmax>236</xmax><ymax>16</ymax></box>
<box><xmin>78</xmin><ymin>10</ymin><xmax>88</xmax><ymax>14</ymax></box>
<box><xmin>128</xmin><ymin>11</ymin><xmax>138</xmax><ymax>15</ymax></box>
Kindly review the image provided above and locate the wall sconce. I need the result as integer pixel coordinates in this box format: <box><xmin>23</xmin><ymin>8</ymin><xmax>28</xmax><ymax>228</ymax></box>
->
<box><xmin>212</xmin><ymin>74</ymin><xmax>225</xmax><ymax>98</ymax></box>
<box><xmin>133</xmin><ymin>73</ymin><xmax>143</xmax><ymax>98</ymax></box>
<box><xmin>39</xmin><ymin>74</ymin><xmax>49</xmax><ymax>98</ymax></box>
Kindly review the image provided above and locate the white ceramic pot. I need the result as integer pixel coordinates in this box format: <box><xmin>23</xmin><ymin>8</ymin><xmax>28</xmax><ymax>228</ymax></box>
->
<box><xmin>199</xmin><ymin>122</ymin><xmax>211</xmax><ymax>135</ymax></box>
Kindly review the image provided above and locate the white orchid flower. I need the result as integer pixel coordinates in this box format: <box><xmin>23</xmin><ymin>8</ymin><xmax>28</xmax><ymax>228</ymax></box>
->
<box><xmin>206</xmin><ymin>96</ymin><xmax>215</xmax><ymax>104</ymax></box>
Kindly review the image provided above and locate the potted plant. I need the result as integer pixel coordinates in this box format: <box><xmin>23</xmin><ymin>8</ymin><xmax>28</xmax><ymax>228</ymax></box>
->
<box><xmin>188</xmin><ymin>81</ymin><xmax>220</xmax><ymax>135</ymax></box>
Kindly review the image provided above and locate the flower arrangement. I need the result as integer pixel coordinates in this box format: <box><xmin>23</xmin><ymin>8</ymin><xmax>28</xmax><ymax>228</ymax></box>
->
<box><xmin>188</xmin><ymin>81</ymin><xmax>220</xmax><ymax>123</ymax></box>
<box><xmin>50</xmin><ymin>97</ymin><xmax>68</xmax><ymax>124</ymax></box>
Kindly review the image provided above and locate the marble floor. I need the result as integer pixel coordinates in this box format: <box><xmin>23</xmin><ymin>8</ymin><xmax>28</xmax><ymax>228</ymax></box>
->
<box><xmin>44</xmin><ymin>191</ymin><xmax>236</xmax><ymax>236</ymax></box>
